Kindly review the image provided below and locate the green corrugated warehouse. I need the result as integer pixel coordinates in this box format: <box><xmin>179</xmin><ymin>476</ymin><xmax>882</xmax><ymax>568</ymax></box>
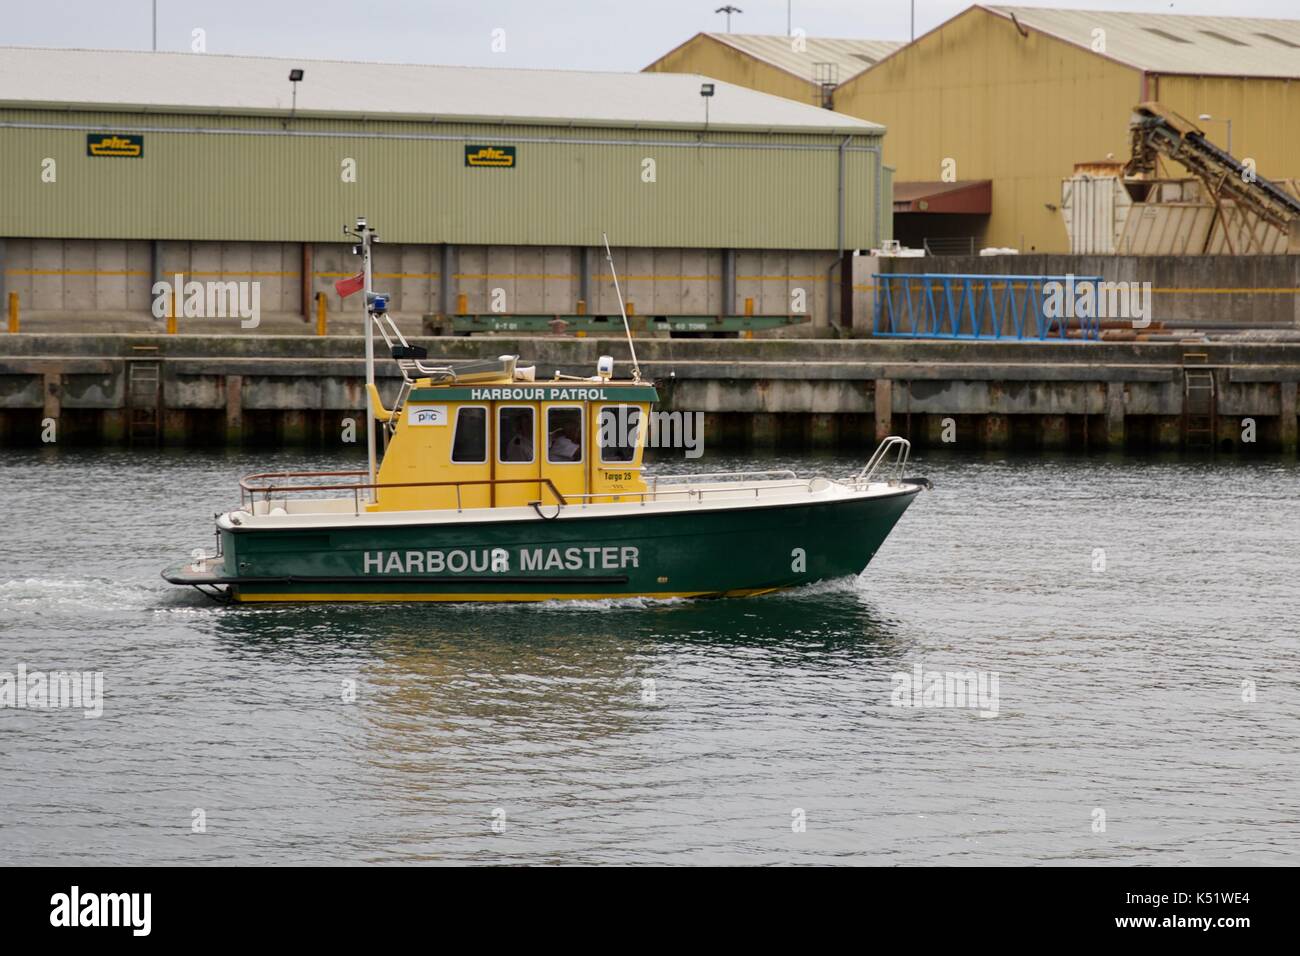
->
<box><xmin>0</xmin><ymin>47</ymin><xmax>888</xmax><ymax>328</ymax></box>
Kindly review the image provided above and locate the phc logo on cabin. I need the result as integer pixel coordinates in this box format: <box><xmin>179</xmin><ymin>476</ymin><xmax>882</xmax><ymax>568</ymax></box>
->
<box><xmin>464</xmin><ymin>144</ymin><xmax>516</xmax><ymax>168</ymax></box>
<box><xmin>407</xmin><ymin>405</ymin><xmax>448</xmax><ymax>426</ymax></box>
<box><xmin>86</xmin><ymin>133</ymin><xmax>144</xmax><ymax>158</ymax></box>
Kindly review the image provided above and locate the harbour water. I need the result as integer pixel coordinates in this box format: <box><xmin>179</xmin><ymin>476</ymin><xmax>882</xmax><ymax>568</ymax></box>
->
<box><xmin>1</xmin><ymin>447</ymin><xmax>1297</xmax><ymax>865</ymax></box>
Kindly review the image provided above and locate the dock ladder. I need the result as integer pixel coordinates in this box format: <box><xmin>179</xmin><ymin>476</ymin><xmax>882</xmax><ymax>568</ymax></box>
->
<box><xmin>1182</xmin><ymin>351</ymin><xmax>1217</xmax><ymax>450</ymax></box>
<box><xmin>127</xmin><ymin>348</ymin><xmax>162</xmax><ymax>446</ymax></box>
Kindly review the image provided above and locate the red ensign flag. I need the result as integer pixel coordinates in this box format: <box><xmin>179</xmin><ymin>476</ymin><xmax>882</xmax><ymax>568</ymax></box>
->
<box><xmin>334</xmin><ymin>271</ymin><xmax>365</xmax><ymax>298</ymax></box>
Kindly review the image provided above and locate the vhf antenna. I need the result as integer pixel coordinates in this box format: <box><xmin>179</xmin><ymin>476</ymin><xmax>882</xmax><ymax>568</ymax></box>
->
<box><xmin>601</xmin><ymin>232</ymin><xmax>642</xmax><ymax>383</ymax></box>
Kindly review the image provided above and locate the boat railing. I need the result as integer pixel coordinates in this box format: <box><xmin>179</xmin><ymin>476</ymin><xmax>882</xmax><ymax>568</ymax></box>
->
<box><xmin>564</xmin><ymin>475</ymin><xmax>822</xmax><ymax>507</ymax></box>
<box><xmin>371</xmin><ymin>311</ymin><xmax>518</xmax><ymax>385</ymax></box>
<box><xmin>853</xmin><ymin>436</ymin><xmax>911</xmax><ymax>487</ymax></box>
<box><xmin>237</xmin><ymin>470</ymin><xmax>568</xmax><ymax>516</ymax></box>
<box><xmin>234</xmin><ymin>468</ymin><xmax>839</xmax><ymax>517</ymax></box>
<box><xmin>649</xmin><ymin>469</ymin><xmax>799</xmax><ymax>489</ymax></box>
<box><xmin>371</xmin><ymin>311</ymin><xmax>419</xmax><ymax>383</ymax></box>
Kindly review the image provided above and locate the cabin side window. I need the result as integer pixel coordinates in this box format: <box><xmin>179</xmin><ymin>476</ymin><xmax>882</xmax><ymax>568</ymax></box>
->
<box><xmin>598</xmin><ymin>405</ymin><xmax>641</xmax><ymax>463</ymax></box>
<box><xmin>450</xmin><ymin>406</ymin><xmax>488</xmax><ymax>463</ymax></box>
<box><xmin>498</xmin><ymin>406</ymin><xmax>535</xmax><ymax>463</ymax></box>
<box><xmin>546</xmin><ymin>407</ymin><xmax>584</xmax><ymax>463</ymax></box>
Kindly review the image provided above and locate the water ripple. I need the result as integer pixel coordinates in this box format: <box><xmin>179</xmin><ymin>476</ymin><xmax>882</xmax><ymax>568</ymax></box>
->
<box><xmin>0</xmin><ymin>448</ymin><xmax>1297</xmax><ymax>864</ymax></box>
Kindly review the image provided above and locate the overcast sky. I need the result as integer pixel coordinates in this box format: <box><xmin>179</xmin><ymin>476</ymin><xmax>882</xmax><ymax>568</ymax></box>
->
<box><xmin>6</xmin><ymin>0</ymin><xmax>1300</xmax><ymax>70</ymax></box>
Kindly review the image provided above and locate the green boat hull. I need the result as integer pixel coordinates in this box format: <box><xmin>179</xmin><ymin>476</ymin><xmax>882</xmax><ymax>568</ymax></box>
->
<box><xmin>168</xmin><ymin>488</ymin><xmax>921</xmax><ymax>603</ymax></box>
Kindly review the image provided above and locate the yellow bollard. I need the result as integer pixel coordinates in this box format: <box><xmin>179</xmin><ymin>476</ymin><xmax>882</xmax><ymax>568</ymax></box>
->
<box><xmin>744</xmin><ymin>297</ymin><xmax>754</xmax><ymax>317</ymax></box>
<box><xmin>626</xmin><ymin>301</ymin><xmax>635</xmax><ymax>316</ymax></box>
<box><xmin>576</xmin><ymin>298</ymin><xmax>586</xmax><ymax>315</ymax></box>
<box><xmin>316</xmin><ymin>292</ymin><xmax>327</xmax><ymax>336</ymax></box>
<box><xmin>456</xmin><ymin>292</ymin><xmax>468</xmax><ymax>316</ymax></box>
<box><xmin>165</xmin><ymin>283</ymin><xmax>180</xmax><ymax>335</ymax></box>
<box><xmin>7</xmin><ymin>292</ymin><xmax>17</xmax><ymax>333</ymax></box>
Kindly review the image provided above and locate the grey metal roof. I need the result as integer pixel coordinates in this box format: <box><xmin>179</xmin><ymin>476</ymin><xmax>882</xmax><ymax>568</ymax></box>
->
<box><xmin>0</xmin><ymin>46</ymin><xmax>883</xmax><ymax>134</ymax></box>
<box><xmin>987</xmin><ymin>5</ymin><xmax>1300</xmax><ymax>78</ymax></box>
<box><xmin>704</xmin><ymin>33</ymin><xmax>905</xmax><ymax>86</ymax></box>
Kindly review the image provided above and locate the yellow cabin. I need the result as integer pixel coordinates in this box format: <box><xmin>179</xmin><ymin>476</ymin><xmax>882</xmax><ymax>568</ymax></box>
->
<box><xmin>365</xmin><ymin>358</ymin><xmax>656</xmax><ymax>513</ymax></box>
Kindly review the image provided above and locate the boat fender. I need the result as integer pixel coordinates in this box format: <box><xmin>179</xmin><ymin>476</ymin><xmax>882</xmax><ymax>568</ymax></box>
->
<box><xmin>366</xmin><ymin>383</ymin><xmax>393</xmax><ymax>421</ymax></box>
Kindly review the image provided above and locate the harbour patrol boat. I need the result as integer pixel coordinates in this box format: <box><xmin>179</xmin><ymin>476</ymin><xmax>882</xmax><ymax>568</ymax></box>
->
<box><xmin>163</xmin><ymin>219</ymin><xmax>929</xmax><ymax>603</ymax></box>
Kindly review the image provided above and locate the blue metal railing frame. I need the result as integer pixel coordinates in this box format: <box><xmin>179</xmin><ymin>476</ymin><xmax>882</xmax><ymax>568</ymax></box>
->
<box><xmin>873</xmin><ymin>274</ymin><xmax>1105</xmax><ymax>341</ymax></box>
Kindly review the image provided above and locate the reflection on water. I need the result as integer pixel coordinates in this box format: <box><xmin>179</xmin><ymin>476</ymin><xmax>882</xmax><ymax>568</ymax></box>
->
<box><xmin>205</xmin><ymin>583</ymin><xmax>910</xmax><ymax>817</ymax></box>
<box><xmin>1</xmin><ymin>447</ymin><xmax>1297</xmax><ymax>864</ymax></box>
<box><xmin>208</xmin><ymin>581</ymin><xmax>905</xmax><ymax>657</ymax></box>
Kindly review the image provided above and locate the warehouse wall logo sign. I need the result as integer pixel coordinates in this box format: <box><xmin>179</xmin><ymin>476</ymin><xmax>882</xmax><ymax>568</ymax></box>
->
<box><xmin>465</xmin><ymin>145</ymin><xmax>516</xmax><ymax>168</ymax></box>
<box><xmin>86</xmin><ymin>133</ymin><xmax>143</xmax><ymax>158</ymax></box>
<box><xmin>151</xmin><ymin>274</ymin><xmax>261</xmax><ymax>328</ymax></box>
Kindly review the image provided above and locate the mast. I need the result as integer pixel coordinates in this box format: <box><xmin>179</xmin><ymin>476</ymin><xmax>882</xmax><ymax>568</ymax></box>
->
<box><xmin>344</xmin><ymin>216</ymin><xmax>379</xmax><ymax>500</ymax></box>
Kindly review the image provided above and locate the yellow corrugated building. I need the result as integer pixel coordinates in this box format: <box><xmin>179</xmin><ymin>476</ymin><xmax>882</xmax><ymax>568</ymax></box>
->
<box><xmin>645</xmin><ymin>33</ymin><xmax>902</xmax><ymax>109</ymax></box>
<box><xmin>649</xmin><ymin>8</ymin><xmax>1300</xmax><ymax>254</ymax></box>
<box><xmin>834</xmin><ymin>5</ymin><xmax>1300</xmax><ymax>252</ymax></box>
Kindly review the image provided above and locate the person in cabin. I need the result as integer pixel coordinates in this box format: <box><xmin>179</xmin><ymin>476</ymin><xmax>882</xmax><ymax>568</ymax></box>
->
<box><xmin>548</xmin><ymin>422</ymin><xmax>580</xmax><ymax>462</ymax></box>
<box><xmin>505</xmin><ymin>417</ymin><xmax>533</xmax><ymax>462</ymax></box>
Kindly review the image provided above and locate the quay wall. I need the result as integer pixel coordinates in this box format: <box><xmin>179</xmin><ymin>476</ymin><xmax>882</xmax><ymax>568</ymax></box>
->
<box><xmin>0</xmin><ymin>335</ymin><xmax>1297</xmax><ymax>454</ymax></box>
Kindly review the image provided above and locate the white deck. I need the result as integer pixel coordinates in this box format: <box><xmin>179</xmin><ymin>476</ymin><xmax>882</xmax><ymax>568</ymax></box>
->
<box><xmin>226</xmin><ymin>475</ymin><xmax>920</xmax><ymax>531</ymax></box>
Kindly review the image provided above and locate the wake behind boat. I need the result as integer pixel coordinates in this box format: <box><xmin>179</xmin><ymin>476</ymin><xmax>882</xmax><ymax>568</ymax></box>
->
<box><xmin>162</xmin><ymin>218</ymin><xmax>930</xmax><ymax>603</ymax></box>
